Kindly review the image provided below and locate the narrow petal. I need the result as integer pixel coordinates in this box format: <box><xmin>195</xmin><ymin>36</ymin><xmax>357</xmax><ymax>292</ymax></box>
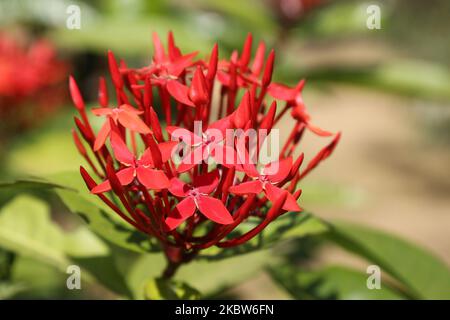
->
<box><xmin>264</xmin><ymin>183</ymin><xmax>301</xmax><ymax>212</ymax></box>
<box><xmin>119</xmin><ymin>104</ymin><xmax>143</xmax><ymax>115</ymax></box>
<box><xmin>152</xmin><ymin>32</ymin><xmax>166</xmax><ymax>63</ymax></box>
<box><xmin>136</xmin><ymin>167</ymin><xmax>170</xmax><ymax>190</ymax></box>
<box><xmin>166</xmin><ymin>80</ymin><xmax>195</xmax><ymax>107</ymax></box>
<box><xmin>194</xmin><ymin>170</ymin><xmax>220</xmax><ymax>194</ymax></box>
<box><xmin>267</xmin><ymin>83</ymin><xmax>297</xmax><ymax>101</ymax></box>
<box><xmin>197</xmin><ymin>195</ymin><xmax>234</xmax><ymax>225</ymax></box>
<box><xmin>168</xmin><ymin>51</ymin><xmax>198</xmax><ymax>77</ymax></box>
<box><xmin>91</xmin><ymin>167</ymin><xmax>134</xmax><ymax>194</ymax></box>
<box><xmin>165</xmin><ymin>197</ymin><xmax>196</xmax><ymax>231</ymax></box>
<box><xmin>168</xmin><ymin>177</ymin><xmax>190</xmax><ymax>197</ymax></box>
<box><xmin>233</xmin><ymin>91</ymin><xmax>252</xmax><ymax>128</ymax></box>
<box><xmin>228</xmin><ymin>180</ymin><xmax>263</xmax><ymax>195</ymax></box>
<box><xmin>307</xmin><ymin>123</ymin><xmax>333</xmax><ymax>137</ymax></box>
<box><xmin>264</xmin><ymin>157</ymin><xmax>293</xmax><ymax>183</ymax></box>
<box><xmin>91</xmin><ymin>108</ymin><xmax>112</xmax><ymax>116</ymax></box>
<box><xmin>189</xmin><ymin>66</ymin><xmax>209</xmax><ymax>105</ymax></box>
<box><xmin>118</xmin><ymin>111</ymin><xmax>151</xmax><ymax>134</ymax></box>
<box><xmin>251</xmin><ymin>41</ymin><xmax>265</xmax><ymax>76</ymax></box>
<box><xmin>116</xmin><ymin>167</ymin><xmax>135</xmax><ymax>185</ymax></box>
<box><xmin>110</xmin><ymin>131</ymin><xmax>135</xmax><ymax>165</ymax></box>
<box><xmin>159</xmin><ymin>141</ymin><xmax>179</xmax><ymax>163</ymax></box>
<box><xmin>93</xmin><ymin>120</ymin><xmax>111</xmax><ymax>151</ymax></box>
<box><xmin>91</xmin><ymin>179</ymin><xmax>112</xmax><ymax>194</ymax></box>
<box><xmin>138</xmin><ymin>148</ymin><xmax>154</xmax><ymax>167</ymax></box>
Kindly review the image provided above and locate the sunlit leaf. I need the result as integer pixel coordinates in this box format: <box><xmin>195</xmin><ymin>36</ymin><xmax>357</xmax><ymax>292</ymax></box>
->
<box><xmin>326</xmin><ymin>221</ymin><xmax>450</xmax><ymax>299</ymax></box>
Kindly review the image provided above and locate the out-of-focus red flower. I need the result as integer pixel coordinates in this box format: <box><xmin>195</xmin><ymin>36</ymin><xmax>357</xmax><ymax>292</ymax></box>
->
<box><xmin>0</xmin><ymin>33</ymin><xmax>68</xmax><ymax>133</ymax></box>
<box><xmin>71</xmin><ymin>32</ymin><xmax>340</xmax><ymax>264</ymax></box>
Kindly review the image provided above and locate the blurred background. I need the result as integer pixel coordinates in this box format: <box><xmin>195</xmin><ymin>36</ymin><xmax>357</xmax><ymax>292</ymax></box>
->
<box><xmin>0</xmin><ymin>0</ymin><xmax>449</xmax><ymax>299</ymax></box>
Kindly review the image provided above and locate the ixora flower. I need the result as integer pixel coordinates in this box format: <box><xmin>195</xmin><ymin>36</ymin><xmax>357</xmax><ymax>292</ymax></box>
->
<box><xmin>0</xmin><ymin>33</ymin><xmax>67</xmax><ymax>133</ymax></box>
<box><xmin>71</xmin><ymin>32</ymin><xmax>340</xmax><ymax>275</ymax></box>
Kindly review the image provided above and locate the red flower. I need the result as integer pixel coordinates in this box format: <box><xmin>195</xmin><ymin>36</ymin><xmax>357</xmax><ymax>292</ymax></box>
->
<box><xmin>230</xmin><ymin>156</ymin><xmax>301</xmax><ymax>211</ymax></box>
<box><xmin>268</xmin><ymin>80</ymin><xmax>332</xmax><ymax>136</ymax></box>
<box><xmin>166</xmin><ymin>117</ymin><xmax>236</xmax><ymax>172</ymax></box>
<box><xmin>166</xmin><ymin>170</ymin><xmax>233</xmax><ymax>230</ymax></box>
<box><xmin>70</xmin><ymin>32</ymin><xmax>340</xmax><ymax>264</ymax></box>
<box><xmin>92</xmin><ymin>104</ymin><xmax>151</xmax><ymax>150</ymax></box>
<box><xmin>0</xmin><ymin>33</ymin><xmax>68</xmax><ymax>133</ymax></box>
<box><xmin>91</xmin><ymin>131</ymin><xmax>170</xmax><ymax>193</ymax></box>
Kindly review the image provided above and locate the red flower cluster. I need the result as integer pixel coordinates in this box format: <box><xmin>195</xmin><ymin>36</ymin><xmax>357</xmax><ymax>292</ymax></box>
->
<box><xmin>71</xmin><ymin>33</ymin><xmax>339</xmax><ymax>258</ymax></box>
<box><xmin>0</xmin><ymin>33</ymin><xmax>67</xmax><ymax>132</ymax></box>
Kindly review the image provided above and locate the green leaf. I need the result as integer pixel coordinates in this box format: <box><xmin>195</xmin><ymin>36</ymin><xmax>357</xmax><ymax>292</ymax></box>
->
<box><xmin>199</xmin><ymin>212</ymin><xmax>328</xmax><ymax>260</ymax></box>
<box><xmin>0</xmin><ymin>195</ymin><xmax>70</xmax><ymax>269</ymax></box>
<box><xmin>0</xmin><ymin>194</ymin><xmax>132</xmax><ymax>297</ymax></box>
<box><xmin>144</xmin><ymin>278</ymin><xmax>200</xmax><ymax>300</ymax></box>
<box><xmin>326</xmin><ymin>221</ymin><xmax>450</xmax><ymax>299</ymax></box>
<box><xmin>269</xmin><ymin>265</ymin><xmax>405</xmax><ymax>300</ymax></box>
<box><xmin>46</xmin><ymin>171</ymin><xmax>160</xmax><ymax>254</ymax></box>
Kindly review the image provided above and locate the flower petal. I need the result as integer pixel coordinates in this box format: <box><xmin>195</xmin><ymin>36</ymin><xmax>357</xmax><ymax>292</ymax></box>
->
<box><xmin>268</xmin><ymin>83</ymin><xmax>297</xmax><ymax>101</ymax></box>
<box><xmin>165</xmin><ymin>197</ymin><xmax>196</xmax><ymax>231</ymax></box>
<box><xmin>159</xmin><ymin>141</ymin><xmax>178</xmax><ymax>163</ymax></box>
<box><xmin>138</xmin><ymin>148</ymin><xmax>155</xmax><ymax>167</ymax></box>
<box><xmin>263</xmin><ymin>157</ymin><xmax>293</xmax><ymax>183</ymax></box>
<box><xmin>166</xmin><ymin>80</ymin><xmax>195</xmax><ymax>107</ymax></box>
<box><xmin>228</xmin><ymin>180</ymin><xmax>263</xmax><ymax>195</ymax></box>
<box><xmin>168</xmin><ymin>177</ymin><xmax>190</xmax><ymax>197</ymax></box>
<box><xmin>119</xmin><ymin>104</ymin><xmax>144</xmax><ymax>115</ymax></box>
<box><xmin>194</xmin><ymin>170</ymin><xmax>220</xmax><ymax>194</ymax></box>
<box><xmin>307</xmin><ymin>123</ymin><xmax>333</xmax><ymax>137</ymax></box>
<box><xmin>136</xmin><ymin>167</ymin><xmax>170</xmax><ymax>190</ymax></box>
<box><xmin>110</xmin><ymin>131</ymin><xmax>135</xmax><ymax>165</ymax></box>
<box><xmin>118</xmin><ymin>110</ymin><xmax>151</xmax><ymax>134</ymax></box>
<box><xmin>91</xmin><ymin>108</ymin><xmax>112</xmax><ymax>116</ymax></box>
<box><xmin>264</xmin><ymin>183</ymin><xmax>301</xmax><ymax>212</ymax></box>
<box><xmin>91</xmin><ymin>167</ymin><xmax>135</xmax><ymax>194</ymax></box>
<box><xmin>168</xmin><ymin>51</ymin><xmax>198</xmax><ymax>77</ymax></box>
<box><xmin>197</xmin><ymin>195</ymin><xmax>233</xmax><ymax>225</ymax></box>
<box><xmin>93</xmin><ymin>120</ymin><xmax>111</xmax><ymax>151</ymax></box>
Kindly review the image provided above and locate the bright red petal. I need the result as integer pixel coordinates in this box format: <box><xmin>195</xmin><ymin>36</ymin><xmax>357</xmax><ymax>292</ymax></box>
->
<box><xmin>251</xmin><ymin>41</ymin><xmax>266</xmax><ymax>76</ymax></box>
<box><xmin>268</xmin><ymin>83</ymin><xmax>297</xmax><ymax>101</ymax></box>
<box><xmin>152</xmin><ymin>32</ymin><xmax>166</xmax><ymax>63</ymax></box>
<box><xmin>264</xmin><ymin>183</ymin><xmax>301</xmax><ymax>212</ymax></box>
<box><xmin>138</xmin><ymin>148</ymin><xmax>154</xmax><ymax>167</ymax></box>
<box><xmin>91</xmin><ymin>167</ymin><xmax>134</xmax><ymax>194</ymax></box>
<box><xmin>264</xmin><ymin>157</ymin><xmax>293</xmax><ymax>183</ymax></box>
<box><xmin>118</xmin><ymin>111</ymin><xmax>151</xmax><ymax>134</ymax></box>
<box><xmin>91</xmin><ymin>108</ymin><xmax>112</xmax><ymax>116</ymax></box>
<box><xmin>166</xmin><ymin>80</ymin><xmax>195</xmax><ymax>107</ymax></box>
<box><xmin>136</xmin><ymin>167</ymin><xmax>170</xmax><ymax>190</ymax></box>
<box><xmin>110</xmin><ymin>131</ymin><xmax>135</xmax><ymax>165</ymax></box>
<box><xmin>93</xmin><ymin>120</ymin><xmax>111</xmax><ymax>151</ymax></box>
<box><xmin>119</xmin><ymin>104</ymin><xmax>143</xmax><ymax>115</ymax></box>
<box><xmin>168</xmin><ymin>177</ymin><xmax>190</xmax><ymax>197</ymax></box>
<box><xmin>194</xmin><ymin>170</ymin><xmax>220</xmax><ymax>194</ymax></box>
<box><xmin>165</xmin><ymin>197</ymin><xmax>196</xmax><ymax>231</ymax></box>
<box><xmin>168</xmin><ymin>51</ymin><xmax>198</xmax><ymax>77</ymax></box>
<box><xmin>197</xmin><ymin>195</ymin><xmax>233</xmax><ymax>225</ymax></box>
<box><xmin>158</xmin><ymin>141</ymin><xmax>179</xmax><ymax>163</ymax></box>
<box><xmin>228</xmin><ymin>180</ymin><xmax>263</xmax><ymax>195</ymax></box>
<box><xmin>116</xmin><ymin>167</ymin><xmax>135</xmax><ymax>185</ymax></box>
<box><xmin>307</xmin><ymin>123</ymin><xmax>333</xmax><ymax>137</ymax></box>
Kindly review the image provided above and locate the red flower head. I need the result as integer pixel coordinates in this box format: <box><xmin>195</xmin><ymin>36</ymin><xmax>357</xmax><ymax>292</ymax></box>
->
<box><xmin>70</xmin><ymin>32</ymin><xmax>340</xmax><ymax>262</ymax></box>
<box><xmin>0</xmin><ymin>33</ymin><xmax>68</xmax><ymax>133</ymax></box>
